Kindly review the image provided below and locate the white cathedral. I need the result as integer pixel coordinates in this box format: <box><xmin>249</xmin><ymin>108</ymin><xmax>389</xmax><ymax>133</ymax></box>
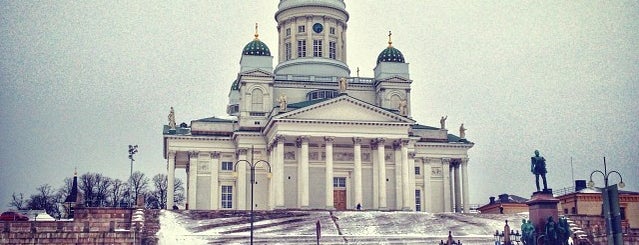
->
<box><xmin>163</xmin><ymin>0</ymin><xmax>474</xmax><ymax>213</ymax></box>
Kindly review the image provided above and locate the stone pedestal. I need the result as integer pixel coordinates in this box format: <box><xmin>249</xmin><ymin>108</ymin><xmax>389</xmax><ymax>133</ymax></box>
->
<box><xmin>526</xmin><ymin>189</ymin><xmax>559</xmax><ymax>245</ymax></box>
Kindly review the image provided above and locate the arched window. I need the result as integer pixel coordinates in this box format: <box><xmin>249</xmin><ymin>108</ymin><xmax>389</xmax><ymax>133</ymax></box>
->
<box><xmin>251</xmin><ymin>89</ymin><xmax>263</xmax><ymax>111</ymax></box>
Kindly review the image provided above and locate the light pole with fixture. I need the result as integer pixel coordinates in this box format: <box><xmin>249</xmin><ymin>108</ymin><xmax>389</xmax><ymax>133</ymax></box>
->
<box><xmin>233</xmin><ymin>148</ymin><xmax>272</xmax><ymax>245</ymax></box>
<box><xmin>128</xmin><ymin>145</ymin><xmax>138</xmax><ymax>207</ymax></box>
<box><xmin>588</xmin><ymin>157</ymin><xmax>625</xmax><ymax>245</ymax></box>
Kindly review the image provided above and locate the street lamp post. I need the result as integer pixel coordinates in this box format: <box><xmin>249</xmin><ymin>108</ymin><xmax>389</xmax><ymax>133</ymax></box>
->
<box><xmin>128</xmin><ymin>145</ymin><xmax>138</xmax><ymax>207</ymax></box>
<box><xmin>588</xmin><ymin>157</ymin><xmax>625</xmax><ymax>245</ymax></box>
<box><xmin>234</xmin><ymin>150</ymin><xmax>272</xmax><ymax>245</ymax></box>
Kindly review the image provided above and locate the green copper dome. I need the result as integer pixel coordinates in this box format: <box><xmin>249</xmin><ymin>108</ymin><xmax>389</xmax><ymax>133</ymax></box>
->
<box><xmin>376</xmin><ymin>46</ymin><xmax>405</xmax><ymax>64</ymax></box>
<box><xmin>243</xmin><ymin>39</ymin><xmax>271</xmax><ymax>56</ymax></box>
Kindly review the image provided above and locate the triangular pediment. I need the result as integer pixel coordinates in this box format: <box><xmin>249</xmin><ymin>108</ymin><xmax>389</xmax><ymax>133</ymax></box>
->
<box><xmin>379</xmin><ymin>75</ymin><xmax>410</xmax><ymax>83</ymax></box>
<box><xmin>238</xmin><ymin>68</ymin><xmax>274</xmax><ymax>77</ymax></box>
<box><xmin>276</xmin><ymin>96</ymin><xmax>414</xmax><ymax>123</ymax></box>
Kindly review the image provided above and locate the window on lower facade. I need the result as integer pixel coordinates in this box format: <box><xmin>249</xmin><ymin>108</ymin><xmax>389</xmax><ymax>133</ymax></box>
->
<box><xmin>297</xmin><ymin>40</ymin><xmax>306</xmax><ymax>57</ymax></box>
<box><xmin>221</xmin><ymin>161</ymin><xmax>233</xmax><ymax>171</ymax></box>
<box><xmin>329</xmin><ymin>41</ymin><xmax>336</xmax><ymax>59</ymax></box>
<box><xmin>221</xmin><ymin>185</ymin><xmax>233</xmax><ymax>209</ymax></box>
<box><xmin>415</xmin><ymin>189</ymin><xmax>422</xmax><ymax>211</ymax></box>
<box><xmin>333</xmin><ymin>177</ymin><xmax>346</xmax><ymax>188</ymax></box>
<box><xmin>415</xmin><ymin>166</ymin><xmax>421</xmax><ymax>175</ymax></box>
<box><xmin>313</xmin><ymin>39</ymin><xmax>322</xmax><ymax>57</ymax></box>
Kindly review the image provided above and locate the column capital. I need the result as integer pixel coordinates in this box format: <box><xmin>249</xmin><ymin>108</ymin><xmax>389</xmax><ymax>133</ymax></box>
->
<box><xmin>324</xmin><ymin>136</ymin><xmax>335</xmax><ymax>143</ymax></box>
<box><xmin>352</xmin><ymin>137</ymin><xmax>362</xmax><ymax>144</ymax></box>
<box><xmin>237</xmin><ymin>148</ymin><xmax>248</xmax><ymax>156</ymax></box>
<box><xmin>442</xmin><ymin>158</ymin><xmax>451</xmax><ymax>164</ymax></box>
<box><xmin>211</xmin><ymin>151</ymin><xmax>221</xmax><ymax>159</ymax></box>
<box><xmin>376</xmin><ymin>137</ymin><xmax>386</xmax><ymax>144</ymax></box>
<box><xmin>461</xmin><ymin>158</ymin><xmax>469</xmax><ymax>165</ymax></box>
<box><xmin>408</xmin><ymin>152</ymin><xmax>416</xmax><ymax>159</ymax></box>
<box><xmin>275</xmin><ymin>135</ymin><xmax>286</xmax><ymax>142</ymax></box>
<box><xmin>401</xmin><ymin>138</ymin><xmax>410</xmax><ymax>146</ymax></box>
<box><xmin>296</xmin><ymin>136</ymin><xmax>309</xmax><ymax>147</ymax></box>
<box><xmin>188</xmin><ymin>151</ymin><xmax>199</xmax><ymax>158</ymax></box>
<box><xmin>168</xmin><ymin>150</ymin><xmax>176</xmax><ymax>157</ymax></box>
<box><xmin>393</xmin><ymin>140</ymin><xmax>402</xmax><ymax>150</ymax></box>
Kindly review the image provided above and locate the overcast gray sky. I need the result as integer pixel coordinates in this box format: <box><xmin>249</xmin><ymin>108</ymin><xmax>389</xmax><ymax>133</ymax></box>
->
<box><xmin>1</xmin><ymin>1</ymin><xmax>638</xmax><ymax>208</ymax></box>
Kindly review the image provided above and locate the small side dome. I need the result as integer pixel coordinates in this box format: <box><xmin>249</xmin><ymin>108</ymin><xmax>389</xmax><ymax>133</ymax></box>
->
<box><xmin>377</xmin><ymin>46</ymin><xmax>405</xmax><ymax>64</ymax></box>
<box><xmin>243</xmin><ymin>40</ymin><xmax>271</xmax><ymax>56</ymax></box>
<box><xmin>376</xmin><ymin>31</ymin><xmax>405</xmax><ymax>64</ymax></box>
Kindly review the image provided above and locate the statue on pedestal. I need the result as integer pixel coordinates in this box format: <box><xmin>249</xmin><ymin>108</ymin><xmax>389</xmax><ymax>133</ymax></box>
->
<box><xmin>278</xmin><ymin>94</ymin><xmax>287</xmax><ymax>111</ymax></box>
<box><xmin>339</xmin><ymin>77</ymin><xmax>348</xmax><ymax>93</ymax></box>
<box><xmin>440</xmin><ymin>115</ymin><xmax>448</xmax><ymax>129</ymax></box>
<box><xmin>531</xmin><ymin>150</ymin><xmax>548</xmax><ymax>191</ymax></box>
<box><xmin>398</xmin><ymin>99</ymin><xmax>407</xmax><ymax>116</ymax></box>
<box><xmin>168</xmin><ymin>107</ymin><xmax>176</xmax><ymax>130</ymax></box>
<box><xmin>459</xmin><ymin>124</ymin><xmax>467</xmax><ymax>139</ymax></box>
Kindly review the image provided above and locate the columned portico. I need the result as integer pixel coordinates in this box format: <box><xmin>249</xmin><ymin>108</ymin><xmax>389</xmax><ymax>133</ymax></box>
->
<box><xmin>236</xmin><ymin>148</ymin><xmax>248</xmax><ymax>210</ymax></box>
<box><xmin>352</xmin><ymin>137</ymin><xmax>363</xmax><ymax>207</ymax></box>
<box><xmin>401</xmin><ymin>140</ymin><xmax>410</xmax><ymax>210</ymax></box>
<box><xmin>376</xmin><ymin>138</ymin><xmax>387</xmax><ymax>209</ymax></box>
<box><xmin>461</xmin><ymin>158</ymin><xmax>470</xmax><ymax>213</ymax></box>
<box><xmin>297</xmin><ymin>136</ymin><xmax>310</xmax><ymax>208</ymax></box>
<box><xmin>210</xmin><ymin>152</ymin><xmax>220</xmax><ymax>210</ymax></box>
<box><xmin>274</xmin><ymin>136</ymin><xmax>285</xmax><ymax>208</ymax></box>
<box><xmin>167</xmin><ymin>151</ymin><xmax>176</xmax><ymax>209</ymax></box>
<box><xmin>324</xmin><ymin>136</ymin><xmax>335</xmax><ymax>209</ymax></box>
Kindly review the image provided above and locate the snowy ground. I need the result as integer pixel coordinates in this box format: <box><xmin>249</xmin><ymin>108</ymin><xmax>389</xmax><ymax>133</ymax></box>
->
<box><xmin>156</xmin><ymin>210</ymin><xmax>528</xmax><ymax>244</ymax></box>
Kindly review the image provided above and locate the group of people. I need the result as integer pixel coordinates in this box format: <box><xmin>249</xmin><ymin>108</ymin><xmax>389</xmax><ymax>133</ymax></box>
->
<box><xmin>520</xmin><ymin>217</ymin><xmax>570</xmax><ymax>245</ymax></box>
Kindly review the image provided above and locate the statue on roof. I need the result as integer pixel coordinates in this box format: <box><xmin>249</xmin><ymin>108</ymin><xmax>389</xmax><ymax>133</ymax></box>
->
<box><xmin>440</xmin><ymin>115</ymin><xmax>448</xmax><ymax>129</ymax></box>
<box><xmin>278</xmin><ymin>94</ymin><xmax>288</xmax><ymax>111</ymax></box>
<box><xmin>398</xmin><ymin>99</ymin><xmax>408</xmax><ymax>116</ymax></box>
<box><xmin>339</xmin><ymin>77</ymin><xmax>348</xmax><ymax>93</ymax></box>
<box><xmin>459</xmin><ymin>123</ymin><xmax>467</xmax><ymax>139</ymax></box>
<box><xmin>168</xmin><ymin>107</ymin><xmax>176</xmax><ymax>130</ymax></box>
<box><xmin>531</xmin><ymin>150</ymin><xmax>548</xmax><ymax>192</ymax></box>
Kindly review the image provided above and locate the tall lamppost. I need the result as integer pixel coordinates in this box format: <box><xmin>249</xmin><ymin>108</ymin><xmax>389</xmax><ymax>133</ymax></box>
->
<box><xmin>128</xmin><ymin>145</ymin><xmax>138</xmax><ymax>207</ymax></box>
<box><xmin>233</xmin><ymin>149</ymin><xmax>272</xmax><ymax>245</ymax></box>
<box><xmin>588</xmin><ymin>157</ymin><xmax>625</xmax><ymax>245</ymax></box>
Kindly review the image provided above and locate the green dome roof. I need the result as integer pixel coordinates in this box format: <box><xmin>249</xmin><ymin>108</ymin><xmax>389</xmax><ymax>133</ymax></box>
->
<box><xmin>376</xmin><ymin>46</ymin><xmax>405</xmax><ymax>64</ymax></box>
<box><xmin>243</xmin><ymin>39</ymin><xmax>271</xmax><ymax>56</ymax></box>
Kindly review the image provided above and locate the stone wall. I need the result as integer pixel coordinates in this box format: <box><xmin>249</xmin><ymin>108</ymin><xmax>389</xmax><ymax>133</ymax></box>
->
<box><xmin>0</xmin><ymin>207</ymin><xmax>158</xmax><ymax>245</ymax></box>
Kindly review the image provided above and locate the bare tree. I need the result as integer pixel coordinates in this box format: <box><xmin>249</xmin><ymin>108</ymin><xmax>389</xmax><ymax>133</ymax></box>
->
<box><xmin>27</xmin><ymin>184</ymin><xmax>60</xmax><ymax>218</ymax></box>
<box><xmin>9</xmin><ymin>192</ymin><xmax>27</xmax><ymax>210</ymax></box>
<box><xmin>146</xmin><ymin>174</ymin><xmax>185</xmax><ymax>209</ymax></box>
<box><xmin>79</xmin><ymin>173</ymin><xmax>97</xmax><ymax>206</ymax></box>
<box><xmin>57</xmin><ymin>177</ymin><xmax>74</xmax><ymax>201</ymax></box>
<box><xmin>109</xmin><ymin>179</ymin><xmax>126</xmax><ymax>207</ymax></box>
<box><xmin>128</xmin><ymin>171</ymin><xmax>148</xmax><ymax>205</ymax></box>
<box><xmin>94</xmin><ymin>174</ymin><xmax>111</xmax><ymax>207</ymax></box>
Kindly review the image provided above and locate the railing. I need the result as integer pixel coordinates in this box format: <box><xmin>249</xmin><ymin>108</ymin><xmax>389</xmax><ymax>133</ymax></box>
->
<box><xmin>275</xmin><ymin>75</ymin><xmax>375</xmax><ymax>84</ymax></box>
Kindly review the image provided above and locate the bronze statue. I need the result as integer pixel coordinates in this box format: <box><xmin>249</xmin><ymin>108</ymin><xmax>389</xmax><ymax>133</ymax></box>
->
<box><xmin>544</xmin><ymin>216</ymin><xmax>558</xmax><ymax>245</ymax></box>
<box><xmin>531</xmin><ymin>150</ymin><xmax>548</xmax><ymax>191</ymax></box>
<box><xmin>521</xmin><ymin>219</ymin><xmax>536</xmax><ymax>245</ymax></box>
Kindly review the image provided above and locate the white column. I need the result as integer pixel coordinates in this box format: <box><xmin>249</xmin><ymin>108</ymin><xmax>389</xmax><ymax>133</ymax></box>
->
<box><xmin>401</xmin><ymin>140</ymin><xmax>410</xmax><ymax>210</ymax></box>
<box><xmin>268</xmin><ymin>148</ymin><xmax>275</xmax><ymax>209</ymax></box>
<box><xmin>325</xmin><ymin>136</ymin><xmax>335</xmax><ymax>209</ymax></box>
<box><xmin>210</xmin><ymin>152</ymin><xmax>220</xmax><ymax>210</ymax></box>
<box><xmin>298</xmin><ymin>136</ymin><xmax>310</xmax><ymax>208</ymax></box>
<box><xmin>462</xmin><ymin>158</ymin><xmax>470</xmax><ymax>213</ymax></box>
<box><xmin>371</xmin><ymin>140</ymin><xmax>379</xmax><ymax>209</ymax></box>
<box><xmin>236</xmin><ymin>149</ymin><xmax>247</xmax><ymax>210</ymax></box>
<box><xmin>454</xmin><ymin>161</ymin><xmax>462</xmax><ymax>213</ymax></box>
<box><xmin>377</xmin><ymin>138</ymin><xmax>387</xmax><ymax>209</ymax></box>
<box><xmin>353</xmin><ymin>137</ymin><xmax>363</xmax><ymax>208</ymax></box>
<box><xmin>188</xmin><ymin>152</ymin><xmax>198</xmax><ymax>209</ymax></box>
<box><xmin>167</xmin><ymin>151</ymin><xmax>176</xmax><ymax>210</ymax></box>
<box><xmin>393</xmin><ymin>141</ymin><xmax>403</xmax><ymax>210</ymax></box>
<box><xmin>422</xmin><ymin>157</ymin><xmax>432</xmax><ymax>212</ymax></box>
<box><xmin>407</xmin><ymin>151</ymin><xmax>416</xmax><ymax>211</ymax></box>
<box><xmin>275</xmin><ymin>136</ymin><xmax>285</xmax><ymax>208</ymax></box>
<box><xmin>442</xmin><ymin>158</ymin><xmax>451</xmax><ymax>212</ymax></box>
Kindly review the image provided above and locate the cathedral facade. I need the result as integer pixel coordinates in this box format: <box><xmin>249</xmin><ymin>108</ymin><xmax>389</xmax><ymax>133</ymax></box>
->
<box><xmin>162</xmin><ymin>0</ymin><xmax>473</xmax><ymax>213</ymax></box>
